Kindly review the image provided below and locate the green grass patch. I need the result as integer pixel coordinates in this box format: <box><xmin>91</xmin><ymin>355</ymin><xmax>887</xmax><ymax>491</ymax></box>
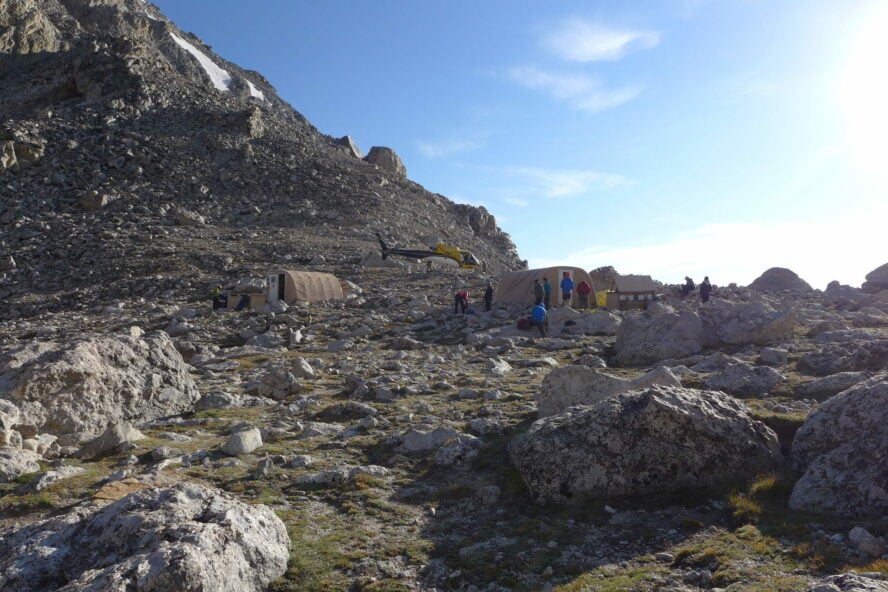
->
<box><xmin>554</xmin><ymin>563</ymin><xmax>668</xmax><ymax>592</ymax></box>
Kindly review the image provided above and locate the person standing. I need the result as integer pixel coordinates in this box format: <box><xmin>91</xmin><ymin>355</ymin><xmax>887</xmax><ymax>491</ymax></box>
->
<box><xmin>699</xmin><ymin>276</ymin><xmax>712</xmax><ymax>303</ymax></box>
<box><xmin>682</xmin><ymin>276</ymin><xmax>695</xmax><ymax>297</ymax></box>
<box><xmin>529</xmin><ymin>302</ymin><xmax>547</xmax><ymax>337</ymax></box>
<box><xmin>212</xmin><ymin>284</ymin><xmax>222</xmax><ymax>309</ymax></box>
<box><xmin>560</xmin><ymin>272</ymin><xmax>574</xmax><ymax>307</ymax></box>
<box><xmin>484</xmin><ymin>281</ymin><xmax>494</xmax><ymax>312</ymax></box>
<box><xmin>454</xmin><ymin>289</ymin><xmax>469</xmax><ymax>314</ymax></box>
<box><xmin>542</xmin><ymin>277</ymin><xmax>552</xmax><ymax>309</ymax></box>
<box><xmin>532</xmin><ymin>278</ymin><xmax>544</xmax><ymax>306</ymax></box>
<box><xmin>577</xmin><ymin>279</ymin><xmax>592</xmax><ymax>309</ymax></box>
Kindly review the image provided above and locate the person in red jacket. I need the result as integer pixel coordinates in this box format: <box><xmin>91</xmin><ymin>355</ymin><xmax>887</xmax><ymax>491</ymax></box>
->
<box><xmin>454</xmin><ymin>290</ymin><xmax>468</xmax><ymax>314</ymax></box>
<box><xmin>577</xmin><ymin>280</ymin><xmax>592</xmax><ymax>309</ymax></box>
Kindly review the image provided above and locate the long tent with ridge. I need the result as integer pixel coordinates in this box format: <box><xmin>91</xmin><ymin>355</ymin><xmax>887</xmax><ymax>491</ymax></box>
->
<box><xmin>493</xmin><ymin>266</ymin><xmax>596</xmax><ymax>308</ymax></box>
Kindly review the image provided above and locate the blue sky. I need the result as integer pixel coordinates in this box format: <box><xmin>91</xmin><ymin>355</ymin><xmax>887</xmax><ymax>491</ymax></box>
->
<box><xmin>151</xmin><ymin>0</ymin><xmax>887</xmax><ymax>288</ymax></box>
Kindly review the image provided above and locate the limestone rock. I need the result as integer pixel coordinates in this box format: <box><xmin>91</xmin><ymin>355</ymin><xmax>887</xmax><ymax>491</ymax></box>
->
<box><xmin>615</xmin><ymin>310</ymin><xmax>703</xmax><ymax>366</ymax></box>
<box><xmin>364</xmin><ymin>146</ymin><xmax>407</xmax><ymax>179</ymax></box>
<box><xmin>749</xmin><ymin>267</ymin><xmax>813</xmax><ymax>292</ymax></box>
<box><xmin>803</xmin><ymin>574</ymin><xmax>888</xmax><ymax>592</ymax></box>
<box><xmin>760</xmin><ymin>347</ymin><xmax>789</xmax><ymax>366</ymax></box>
<box><xmin>699</xmin><ymin>300</ymin><xmax>796</xmax><ymax>347</ymax></box>
<box><xmin>795</xmin><ymin>372</ymin><xmax>869</xmax><ymax>401</ymax></box>
<box><xmin>510</xmin><ymin>385</ymin><xmax>781</xmax><ymax>503</ymax></box>
<box><xmin>0</xmin><ymin>447</ymin><xmax>41</xmax><ymax>482</ymax></box>
<box><xmin>334</xmin><ymin>135</ymin><xmax>363</xmax><ymax>158</ymax></box>
<box><xmin>536</xmin><ymin>365</ymin><xmax>681</xmax><ymax>417</ymax></box>
<box><xmin>862</xmin><ymin>261</ymin><xmax>888</xmax><ymax>294</ymax></box>
<box><xmin>0</xmin><ymin>332</ymin><xmax>200</xmax><ymax>436</ymax></box>
<box><xmin>400</xmin><ymin>426</ymin><xmax>460</xmax><ymax>453</ymax></box>
<box><xmin>257</xmin><ymin>369</ymin><xmax>301</xmax><ymax>400</ymax></box>
<box><xmin>789</xmin><ymin>373</ymin><xmax>888</xmax><ymax>518</ymax></box>
<box><xmin>77</xmin><ymin>421</ymin><xmax>146</xmax><ymax>458</ymax></box>
<box><xmin>0</xmin><ymin>482</ymin><xmax>290</xmax><ymax>592</ymax></box>
<box><xmin>702</xmin><ymin>361</ymin><xmax>785</xmax><ymax>397</ymax></box>
<box><xmin>797</xmin><ymin>340</ymin><xmax>888</xmax><ymax>376</ymax></box>
<box><xmin>223</xmin><ymin>427</ymin><xmax>263</xmax><ymax>456</ymax></box>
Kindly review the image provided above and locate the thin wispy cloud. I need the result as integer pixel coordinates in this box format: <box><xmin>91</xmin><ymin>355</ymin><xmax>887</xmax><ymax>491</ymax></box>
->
<box><xmin>416</xmin><ymin>138</ymin><xmax>484</xmax><ymax>158</ymax></box>
<box><xmin>503</xmin><ymin>197</ymin><xmax>529</xmax><ymax>207</ymax></box>
<box><xmin>505</xmin><ymin>165</ymin><xmax>630</xmax><ymax>198</ymax></box>
<box><xmin>541</xmin><ymin>18</ymin><xmax>660</xmax><ymax>62</ymax></box>
<box><xmin>507</xmin><ymin>66</ymin><xmax>641</xmax><ymax>113</ymax></box>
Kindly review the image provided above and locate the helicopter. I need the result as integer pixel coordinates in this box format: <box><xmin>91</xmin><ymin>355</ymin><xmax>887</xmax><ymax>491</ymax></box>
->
<box><xmin>375</xmin><ymin>233</ymin><xmax>480</xmax><ymax>270</ymax></box>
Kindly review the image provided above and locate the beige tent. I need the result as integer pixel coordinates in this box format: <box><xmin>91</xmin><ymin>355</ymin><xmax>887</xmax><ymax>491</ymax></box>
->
<box><xmin>266</xmin><ymin>270</ymin><xmax>344</xmax><ymax>304</ymax></box>
<box><xmin>494</xmin><ymin>266</ymin><xmax>595</xmax><ymax>307</ymax></box>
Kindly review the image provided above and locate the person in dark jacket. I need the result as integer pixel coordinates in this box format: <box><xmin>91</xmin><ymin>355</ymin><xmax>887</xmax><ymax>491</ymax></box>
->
<box><xmin>542</xmin><ymin>277</ymin><xmax>552</xmax><ymax>309</ymax></box>
<box><xmin>699</xmin><ymin>276</ymin><xmax>712</xmax><ymax>303</ymax></box>
<box><xmin>682</xmin><ymin>276</ymin><xmax>695</xmax><ymax>297</ymax></box>
<box><xmin>532</xmin><ymin>279</ymin><xmax>544</xmax><ymax>306</ymax></box>
<box><xmin>484</xmin><ymin>281</ymin><xmax>494</xmax><ymax>312</ymax></box>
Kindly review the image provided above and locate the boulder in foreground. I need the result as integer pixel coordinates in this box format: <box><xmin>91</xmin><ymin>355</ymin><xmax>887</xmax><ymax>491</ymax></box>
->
<box><xmin>0</xmin><ymin>331</ymin><xmax>200</xmax><ymax>436</ymax></box>
<box><xmin>0</xmin><ymin>482</ymin><xmax>290</xmax><ymax>592</ymax></box>
<box><xmin>790</xmin><ymin>373</ymin><xmax>888</xmax><ymax>518</ymax></box>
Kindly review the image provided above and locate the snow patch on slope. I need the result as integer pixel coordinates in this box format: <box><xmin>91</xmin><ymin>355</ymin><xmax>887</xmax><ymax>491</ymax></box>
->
<box><xmin>246</xmin><ymin>80</ymin><xmax>266</xmax><ymax>101</ymax></box>
<box><xmin>170</xmin><ymin>32</ymin><xmax>232</xmax><ymax>92</ymax></box>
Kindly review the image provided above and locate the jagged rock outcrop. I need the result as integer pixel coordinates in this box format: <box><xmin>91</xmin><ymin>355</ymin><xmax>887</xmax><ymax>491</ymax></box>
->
<box><xmin>510</xmin><ymin>385</ymin><xmax>781</xmax><ymax>503</ymax></box>
<box><xmin>789</xmin><ymin>373</ymin><xmax>888</xmax><ymax>518</ymax></box>
<box><xmin>0</xmin><ymin>482</ymin><xmax>290</xmax><ymax>591</ymax></box>
<box><xmin>862</xmin><ymin>261</ymin><xmax>888</xmax><ymax>294</ymax></box>
<box><xmin>0</xmin><ymin>331</ymin><xmax>200</xmax><ymax>436</ymax></box>
<box><xmin>749</xmin><ymin>267</ymin><xmax>813</xmax><ymax>292</ymax></box>
<box><xmin>363</xmin><ymin>146</ymin><xmax>406</xmax><ymax>179</ymax></box>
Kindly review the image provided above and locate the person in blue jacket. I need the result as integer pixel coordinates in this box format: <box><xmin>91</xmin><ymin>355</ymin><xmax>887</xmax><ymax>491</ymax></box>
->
<box><xmin>560</xmin><ymin>272</ymin><xmax>574</xmax><ymax>307</ymax></box>
<box><xmin>529</xmin><ymin>303</ymin><xmax>547</xmax><ymax>337</ymax></box>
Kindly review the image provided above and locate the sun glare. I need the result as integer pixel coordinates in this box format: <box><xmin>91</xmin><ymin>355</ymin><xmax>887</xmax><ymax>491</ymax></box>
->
<box><xmin>839</xmin><ymin>4</ymin><xmax>888</xmax><ymax>177</ymax></box>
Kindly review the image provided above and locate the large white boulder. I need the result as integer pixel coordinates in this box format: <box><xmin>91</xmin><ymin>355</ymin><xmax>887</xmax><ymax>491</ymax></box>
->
<box><xmin>0</xmin><ymin>482</ymin><xmax>290</xmax><ymax>592</ymax></box>
<box><xmin>789</xmin><ymin>373</ymin><xmax>888</xmax><ymax>518</ymax></box>
<box><xmin>702</xmin><ymin>361</ymin><xmax>785</xmax><ymax>398</ymax></box>
<box><xmin>536</xmin><ymin>365</ymin><xmax>681</xmax><ymax>417</ymax></box>
<box><xmin>510</xmin><ymin>385</ymin><xmax>781</xmax><ymax>503</ymax></box>
<box><xmin>0</xmin><ymin>332</ymin><xmax>200</xmax><ymax>436</ymax></box>
<box><xmin>0</xmin><ymin>447</ymin><xmax>41</xmax><ymax>482</ymax></box>
<box><xmin>698</xmin><ymin>300</ymin><xmax>796</xmax><ymax>347</ymax></box>
<box><xmin>614</xmin><ymin>310</ymin><xmax>703</xmax><ymax>366</ymax></box>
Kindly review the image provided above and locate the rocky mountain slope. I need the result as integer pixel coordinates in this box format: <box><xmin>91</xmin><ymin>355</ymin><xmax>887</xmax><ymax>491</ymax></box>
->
<box><xmin>0</xmin><ymin>0</ymin><xmax>523</xmax><ymax>320</ymax></box>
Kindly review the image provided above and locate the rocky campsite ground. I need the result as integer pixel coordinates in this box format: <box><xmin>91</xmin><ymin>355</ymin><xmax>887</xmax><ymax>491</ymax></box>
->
<box><xmin>1</xmin><ymin>262</ymin><xmax>887</xmax><ymax>592</ymax></box>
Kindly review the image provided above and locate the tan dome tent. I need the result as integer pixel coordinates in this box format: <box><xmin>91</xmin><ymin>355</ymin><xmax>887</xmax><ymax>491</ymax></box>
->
<box><xmin>494</xmin><ymin>266</ymin><xmax>595</xmax><ymax>308</ymax></box>
<box><xmin>266</xmin><ymin>270</ymin><xmax>344</xmax><ymax>304</ymax></box>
